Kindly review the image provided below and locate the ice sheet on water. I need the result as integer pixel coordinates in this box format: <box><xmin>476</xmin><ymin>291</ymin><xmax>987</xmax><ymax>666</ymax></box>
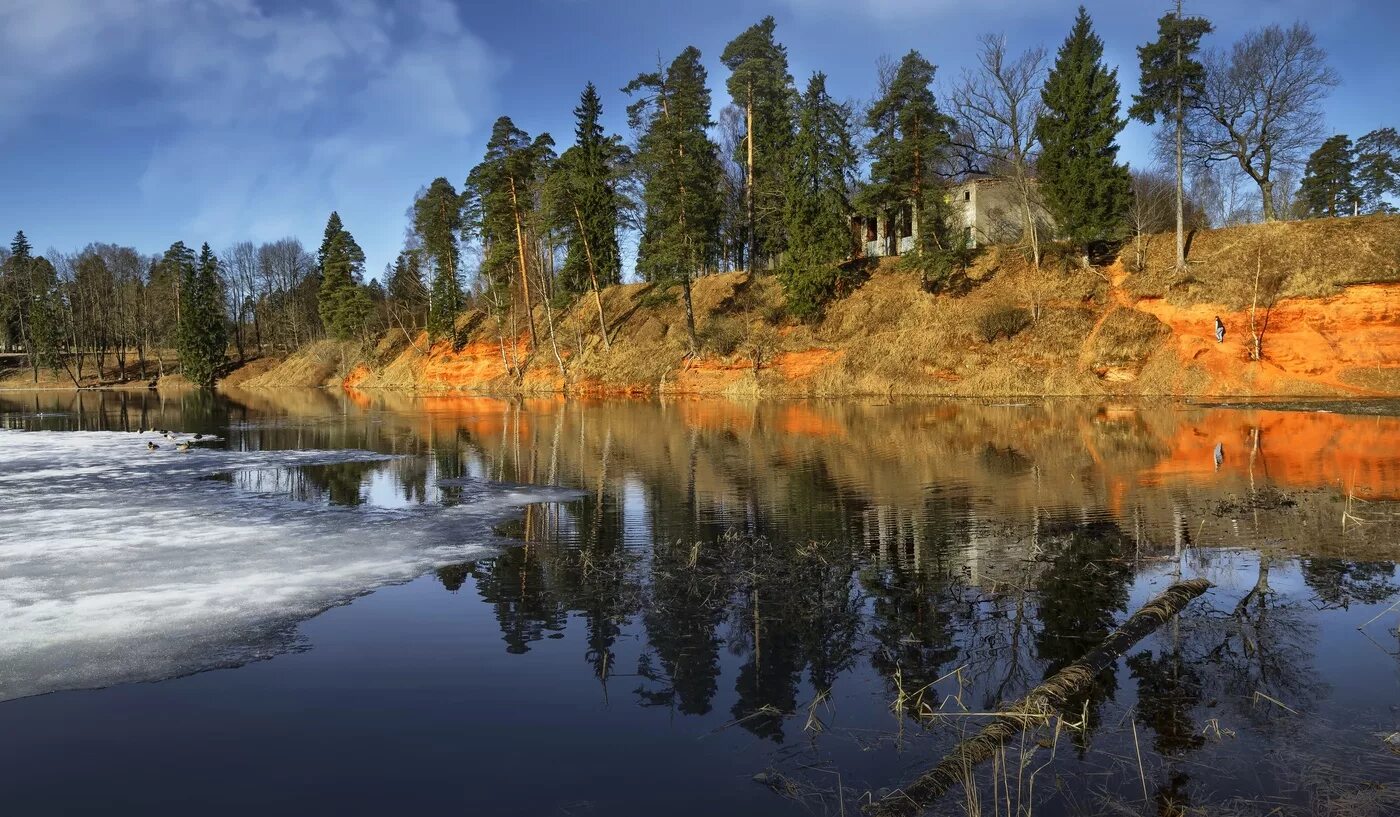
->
<box><xmin>0</xmin><ymin>429</ymin><xmax>577</xmax><ymax>702</ymax></box>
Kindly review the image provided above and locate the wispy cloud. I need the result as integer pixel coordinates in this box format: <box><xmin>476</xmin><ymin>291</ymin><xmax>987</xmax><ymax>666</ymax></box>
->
<box><xmin>0</xmin><ymin>0</ymin><xmax>501</xmax><ymax>267</ymax></box>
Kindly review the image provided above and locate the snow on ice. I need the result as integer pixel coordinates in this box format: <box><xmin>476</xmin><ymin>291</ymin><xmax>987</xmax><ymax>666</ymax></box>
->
<box><xmin>0</xmin><ymin>429</ymin><xmax>575</xmax><ymax>702</ymax></box>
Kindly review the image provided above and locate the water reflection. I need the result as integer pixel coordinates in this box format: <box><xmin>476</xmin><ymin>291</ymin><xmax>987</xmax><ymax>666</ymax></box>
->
<box><xmin>2</xmin><ymin>389</ymin><xmax>1399</xmax><ymax>815</ymax></box>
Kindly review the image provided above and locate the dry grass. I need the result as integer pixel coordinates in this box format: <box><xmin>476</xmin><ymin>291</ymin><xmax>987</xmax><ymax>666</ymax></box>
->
<box><xmin>238</xmin><ymin>340</ymin><xmax>358</xmax><ymax>390</ymax></box>
<box><xmin>1127</xmin><ymin>215</ymin><xmax>1400</xmax><ymax>308</ymax></box>
<box><xmin>231</xmin><ymin>216</ymin><xmax>1399</xmax><ymax>397</ymax></box>
<box><xmin>1089</xmin><ymin>308</ymin><xmax>1171</xmax><ymax>370</ymax></box>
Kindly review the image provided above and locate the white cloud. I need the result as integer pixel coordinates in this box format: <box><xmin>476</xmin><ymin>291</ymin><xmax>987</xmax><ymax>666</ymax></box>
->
<box><xmin>0</xmin><ymin>0</ymin><xmax>501</xmax><ymax>271</ymax></box>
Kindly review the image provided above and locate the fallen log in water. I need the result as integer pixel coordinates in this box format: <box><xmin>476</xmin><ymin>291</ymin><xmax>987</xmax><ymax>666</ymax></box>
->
<box><xmin>871</xmin><ymin>577</ymin><xmax>1212</xmax><ymax>817</ymax></box>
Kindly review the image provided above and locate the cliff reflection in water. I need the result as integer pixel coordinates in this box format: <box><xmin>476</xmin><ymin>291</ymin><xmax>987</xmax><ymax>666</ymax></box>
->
<box><xmin>3</xmin><ymin>388</ymin><xmax>1398</xmax><ymax>814</ymax></box>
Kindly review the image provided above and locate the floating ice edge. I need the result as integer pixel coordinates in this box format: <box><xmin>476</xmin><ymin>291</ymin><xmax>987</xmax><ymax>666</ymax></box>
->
<box><xmin>0</xmin><ymin>429</ymin><xmax>579</xmax><ymax>702</ymax></box>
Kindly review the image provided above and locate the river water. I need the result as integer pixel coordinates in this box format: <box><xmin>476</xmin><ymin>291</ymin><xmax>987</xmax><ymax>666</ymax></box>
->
<box><xmin>1</xmin><ymin>389</ymin><xmax>1397</xmax><ymax>816</ymax></box>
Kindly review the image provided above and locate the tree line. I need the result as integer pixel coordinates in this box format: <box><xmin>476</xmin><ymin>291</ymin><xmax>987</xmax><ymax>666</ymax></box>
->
<box><xmin>3</xmin><ymin>5</ymin><xmax>1397</xmax><ymax>386</ymax></box>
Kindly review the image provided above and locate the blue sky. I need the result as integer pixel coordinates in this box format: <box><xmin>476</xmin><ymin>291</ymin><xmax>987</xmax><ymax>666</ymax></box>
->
<box><xmin>2</xmin><ymin>0</ymin><xmax>1396</xmax><ymax>279</ymax></box>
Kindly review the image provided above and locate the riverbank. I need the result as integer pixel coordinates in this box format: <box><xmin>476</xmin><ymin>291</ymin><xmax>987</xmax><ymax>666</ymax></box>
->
<box><xmin>235</xmin><ymin>217</ymin><xmax>1400</xmax><ymax>399</ymax></box>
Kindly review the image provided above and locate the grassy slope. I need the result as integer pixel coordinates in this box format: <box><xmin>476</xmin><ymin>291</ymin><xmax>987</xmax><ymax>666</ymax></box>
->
<box><xmin>239</xmin><ymin>215</ymin><xmax>1400</xmax><ymax>398</ymax></box>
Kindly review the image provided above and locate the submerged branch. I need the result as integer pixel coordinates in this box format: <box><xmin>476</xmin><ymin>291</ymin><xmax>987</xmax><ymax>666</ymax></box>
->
<box><xmin>871</xmin><ymin>578</ymin><xmax>1212</xmax><ymax>817</ymax></box>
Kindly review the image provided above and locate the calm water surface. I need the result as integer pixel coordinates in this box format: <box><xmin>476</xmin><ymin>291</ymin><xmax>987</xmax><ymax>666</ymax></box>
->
<box><xmin>1</xmin><ymin>389</ymin><xmax>1398</xmax><ymax>816</ymax></box>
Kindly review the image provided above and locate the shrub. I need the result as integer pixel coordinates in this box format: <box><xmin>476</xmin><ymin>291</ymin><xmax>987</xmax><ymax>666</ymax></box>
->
<box><xmin>779</xmin><ymin>262</ymin><xmax>840</xmax><ymax>322</ymax></box>
<box><xmin>977</xmin><ymin>305</ymin><xmax>1032</xmax><ymax>343</ymax></box>
<box><xmin>700</xmin><ymin>317</ymin><xmax>745</xmax><ymax>356</ymax></box>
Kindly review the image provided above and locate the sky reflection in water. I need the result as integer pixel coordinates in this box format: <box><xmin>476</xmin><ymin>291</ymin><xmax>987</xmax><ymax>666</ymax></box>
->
<box><xmin>1</xmin><ymin>389</ymin><xmax>1397</xmax><ymax>817</ymax></box>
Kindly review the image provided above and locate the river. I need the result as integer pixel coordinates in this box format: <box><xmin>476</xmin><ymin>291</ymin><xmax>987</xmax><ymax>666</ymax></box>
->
<box><xmin>1</xmin><ymin>389</ymin><xmax>1397</xmax><ymax>816</ymax></box>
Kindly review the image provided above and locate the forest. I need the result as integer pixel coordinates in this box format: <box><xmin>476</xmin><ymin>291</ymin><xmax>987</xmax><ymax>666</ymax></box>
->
<box><xmin>1</xmin><ymin>6</ymin><xmax>1397</xmax><ymax>389</ymax></box>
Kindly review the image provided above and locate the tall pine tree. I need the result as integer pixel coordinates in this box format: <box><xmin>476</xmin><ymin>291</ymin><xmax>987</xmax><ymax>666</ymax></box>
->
<box><xmin>1130</xmin><ymin>1</ymin><xmax>1213</xmax><ymax>272</ymax></box>
<box><xmin>412</xmin><ymin>179</ymin><xmax>464</xmax><ymax>341</ymax></box>
<box><xmin>721</xmin><ymin>16</ymin><xmax>796</xmax><ymax>271</ymax></box>
<box><xmin>625</xmin><ymin>47</ymin><xmax>724</xmax><ymax>353</ymax></box>
<box><xmin>781</xmin><ymin>72</ymin><xmax>857</xmax><ymax>320</ymax></box>
<box><xmin>1036</xmin><ymin>6</ymin><xmax>1132</xmax><ymax>259</ymax></box>
<box><xmin>1296</xmin><ymin>134</ymin><xmax>1358</xmax><ymax>218</ymax></box>
<box><xmin>862</xmin><ymin>50</ymin><xmax>957</xmax><ymax>284</ymax></box>
<box><xmin>176</xmin><ymin>243</ymin><xmax>227</xmax><ymax>389</ymax></box>
<box><xmin>464</xmin><ymin>118</ymin><xmax>555</xmax><ymax>347</ymax></box>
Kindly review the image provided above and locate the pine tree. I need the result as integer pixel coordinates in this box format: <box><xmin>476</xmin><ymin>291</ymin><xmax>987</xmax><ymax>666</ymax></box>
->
<box><xmin>1354</xmin><ymin>127</ymin><xmax>1400</xmax><ymax>215</ymax></box>
<box><xmin>176</xmin><ymin>243</ymin><xmax>227</xmax><ymax>389</ymax></box>
<box><xmin>721</xmin><ymin>16</ymin><xmax>796</xmax><ymax>271</ymax></box>
<box><xmin>625</xmin><ymin>47</ymin><xmax>724</xmax><ymax>353</ymax></box>
<box><xmin>410</xmin><ymin>179</ymin><xmax>465</xmax><ymax>341</ymax></box>
<box><xmin>1130</xmin><ymin>1</ymin><xmax>1213</xmax><ymax>272</ymax></box>
<box><xmin>862</xmin><ymin>50</ymin><xmax>957</xmax><ymax>284</ymax></box>
<box><xmin>1296</xmin><ymin>134</ymin><xmax>1358</xmax><ymax>218</ymax></box>
<box><xmin>1036</xmin><ymin>6</ymin><xmax>1132</xmax><ymax>258</ymax></box>
<box><xmin>316</xmin><ymin>212</ymin><xmax>369</xmax><ymax>340</ymax></box>
<box><xmin>464</xmin><ymin>118</ymin><xmax>555</xmax><ymax>347</ymax></box>
<box><xmin>781</xmin><ymin>71</ymin><xmax>857</xmax><ymax>320</ymax></box>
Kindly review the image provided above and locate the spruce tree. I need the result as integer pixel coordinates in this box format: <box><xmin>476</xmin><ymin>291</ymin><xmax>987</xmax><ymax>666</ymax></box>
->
<box><xmin>463</xmin><ymin>118</ymin><xmax>555</xmax><ymax>346</ymax></box>
<box><xmin>176</xmin><ymin>243</ymin><xmax>227</xmax><ymax>389</ymax></box>
<box><xmin>1130</xmin><ymin>1</ymin><xmax>1213</xmax><ymax>272</ymax></box>
<box><xmin>317</xmin><ymin>212</ymin><xmax>364</xmax><ymax>273</ymax></box>
<box><xmin>1036</xmin><ymin>6</ymin><xmax>1132</xmax><ymax>259</ymax></box>
<box><xmin>556</xmin><ymin>83</ymin><xmax>625</xmax><ymax>296</ymax></box>
<box><xmin>781</xmin><ymin>72</ymin><xmax>857</xmax><ymax>320</ymax></box>
<box><xmin>316</xmin><ymin>212</ymin><xmax>369</xmax><ymax>340</ymax></box>
<box><xmin>1354</xmin><ymin>128</ymin><xmax>1400</xmax><ymax>215</ymax></box>
<box><xmin>387</xmin><ymin>250</ymin><xmax>427</xmax><ymax>327</ymax></box>
<box><xmin>1297</xmin><ymin>134</ymin><xmax>1358</xmax><ymax>218</ymax></box>
<box><xmin>862</xmin><ymin>50</ymin><xmax>957</xmax><ymax>284</ymax></box>
<box><xmin>721</xmin><ymin>16</ymin><xmax>796</xmax><ymax>271</ymax></box>
<box><xmin>4</xmin><ymin>232</ymin><xmax>36</xmax><ymax>378</ymax></box>
<box><xmin>27</xmin><ymin>256</ymin><xmax>65</xmax><ymax>378</ymax></box>
<box><xmin>625</xmin><ymin>47</ymin><xmax>724</xmax><ymax>353</ymax></box>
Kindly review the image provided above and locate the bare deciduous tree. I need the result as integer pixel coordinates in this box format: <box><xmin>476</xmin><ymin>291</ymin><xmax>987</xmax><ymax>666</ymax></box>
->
<box><xmin>223</xmin><ymin>241</ymin><xmax>260</xmax><ymax>361</ymax></box>
<box><xmin>1127</xmin><ymin>169</ymin><xmax>1175</xmax><ymax>271</ymax></box>
<box><xmin>1188</xmin><ymin>23</ymin><xmax>1338</xmax><ymax>221</ymax></box>
<box><xmin>952</xmin><ymin>34</ymin><xmax>1049</xmax><ymax>270</ymax></box>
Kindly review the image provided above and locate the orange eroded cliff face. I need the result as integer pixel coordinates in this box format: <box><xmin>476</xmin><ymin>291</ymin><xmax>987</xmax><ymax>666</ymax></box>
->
<box><xmin>233</xmin><ymin>218</ymin><xmax>1399</xmax><ymax>398</ymax></box>
<box><xmin>1130</xmin><ymin>282</ymin><xmax>1400</xmax><ymax>396</ymax></box>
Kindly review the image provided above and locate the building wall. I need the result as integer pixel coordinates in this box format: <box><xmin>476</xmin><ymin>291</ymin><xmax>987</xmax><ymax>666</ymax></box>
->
<box><xmin>852</xmin><ymin>180</ymin><xmax>1053</xmax><ymax>258</ymax></box>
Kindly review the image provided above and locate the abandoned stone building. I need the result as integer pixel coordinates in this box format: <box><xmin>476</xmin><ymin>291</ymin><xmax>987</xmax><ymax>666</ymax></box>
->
<box><xmin>850</xmin><ymin>178</ymin><xmax>1053</xmax><ymax>258</ymax></box>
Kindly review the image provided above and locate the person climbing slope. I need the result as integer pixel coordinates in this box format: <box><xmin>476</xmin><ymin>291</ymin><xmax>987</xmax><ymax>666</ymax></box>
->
<box><xmin>1214</xmin><ymin>316</ymin><xmax>1226</xmax><ymax>344</ymax></box>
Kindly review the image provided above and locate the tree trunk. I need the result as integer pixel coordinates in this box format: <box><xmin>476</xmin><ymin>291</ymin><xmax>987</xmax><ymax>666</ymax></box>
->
<box><xmin>745</xmin><ymin>86</ymin><xmax>756</xmax><ymax>272</ymax></box>
<box><xmin>508</xmin><ymin>176</ymin><xmax>539</xmax><ymax>348</ymax></box>
<box><xmin>572</xmin><ymin>202</ymin><xmax>611</xmax><ymax>349</ymax></box>
<box><xmin>1174</xmin><ymin>6</ymin><xmax>1187</xmax><ymax>273</ymax></box>
<box><xmin>681</xmin><ymin>274</ymin><xmax>698</xmax><ymax>355</ymax></box>
<box><xmin>1259</xmin><ymin>178</ymin><xmax>1277</xmax><ymax>221</ymax></box>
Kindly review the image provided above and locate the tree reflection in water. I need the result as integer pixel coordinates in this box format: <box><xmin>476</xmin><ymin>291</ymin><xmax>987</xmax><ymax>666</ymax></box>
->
<box><xmin>6</xmin><ymin>389</ymin><xmax>1399</xmax><ymax>816</ymax></box>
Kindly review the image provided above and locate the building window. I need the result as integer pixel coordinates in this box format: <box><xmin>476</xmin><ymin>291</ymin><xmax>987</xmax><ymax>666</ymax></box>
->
<box><xmin>964</xmin><ymin>190</ymin><xmax>971</xmax><ymax>202</ymax></box>
<box><xmin>964</xmin><ymin>226</ymin><xmax>973</xmax><ymax>244</ymax></box>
